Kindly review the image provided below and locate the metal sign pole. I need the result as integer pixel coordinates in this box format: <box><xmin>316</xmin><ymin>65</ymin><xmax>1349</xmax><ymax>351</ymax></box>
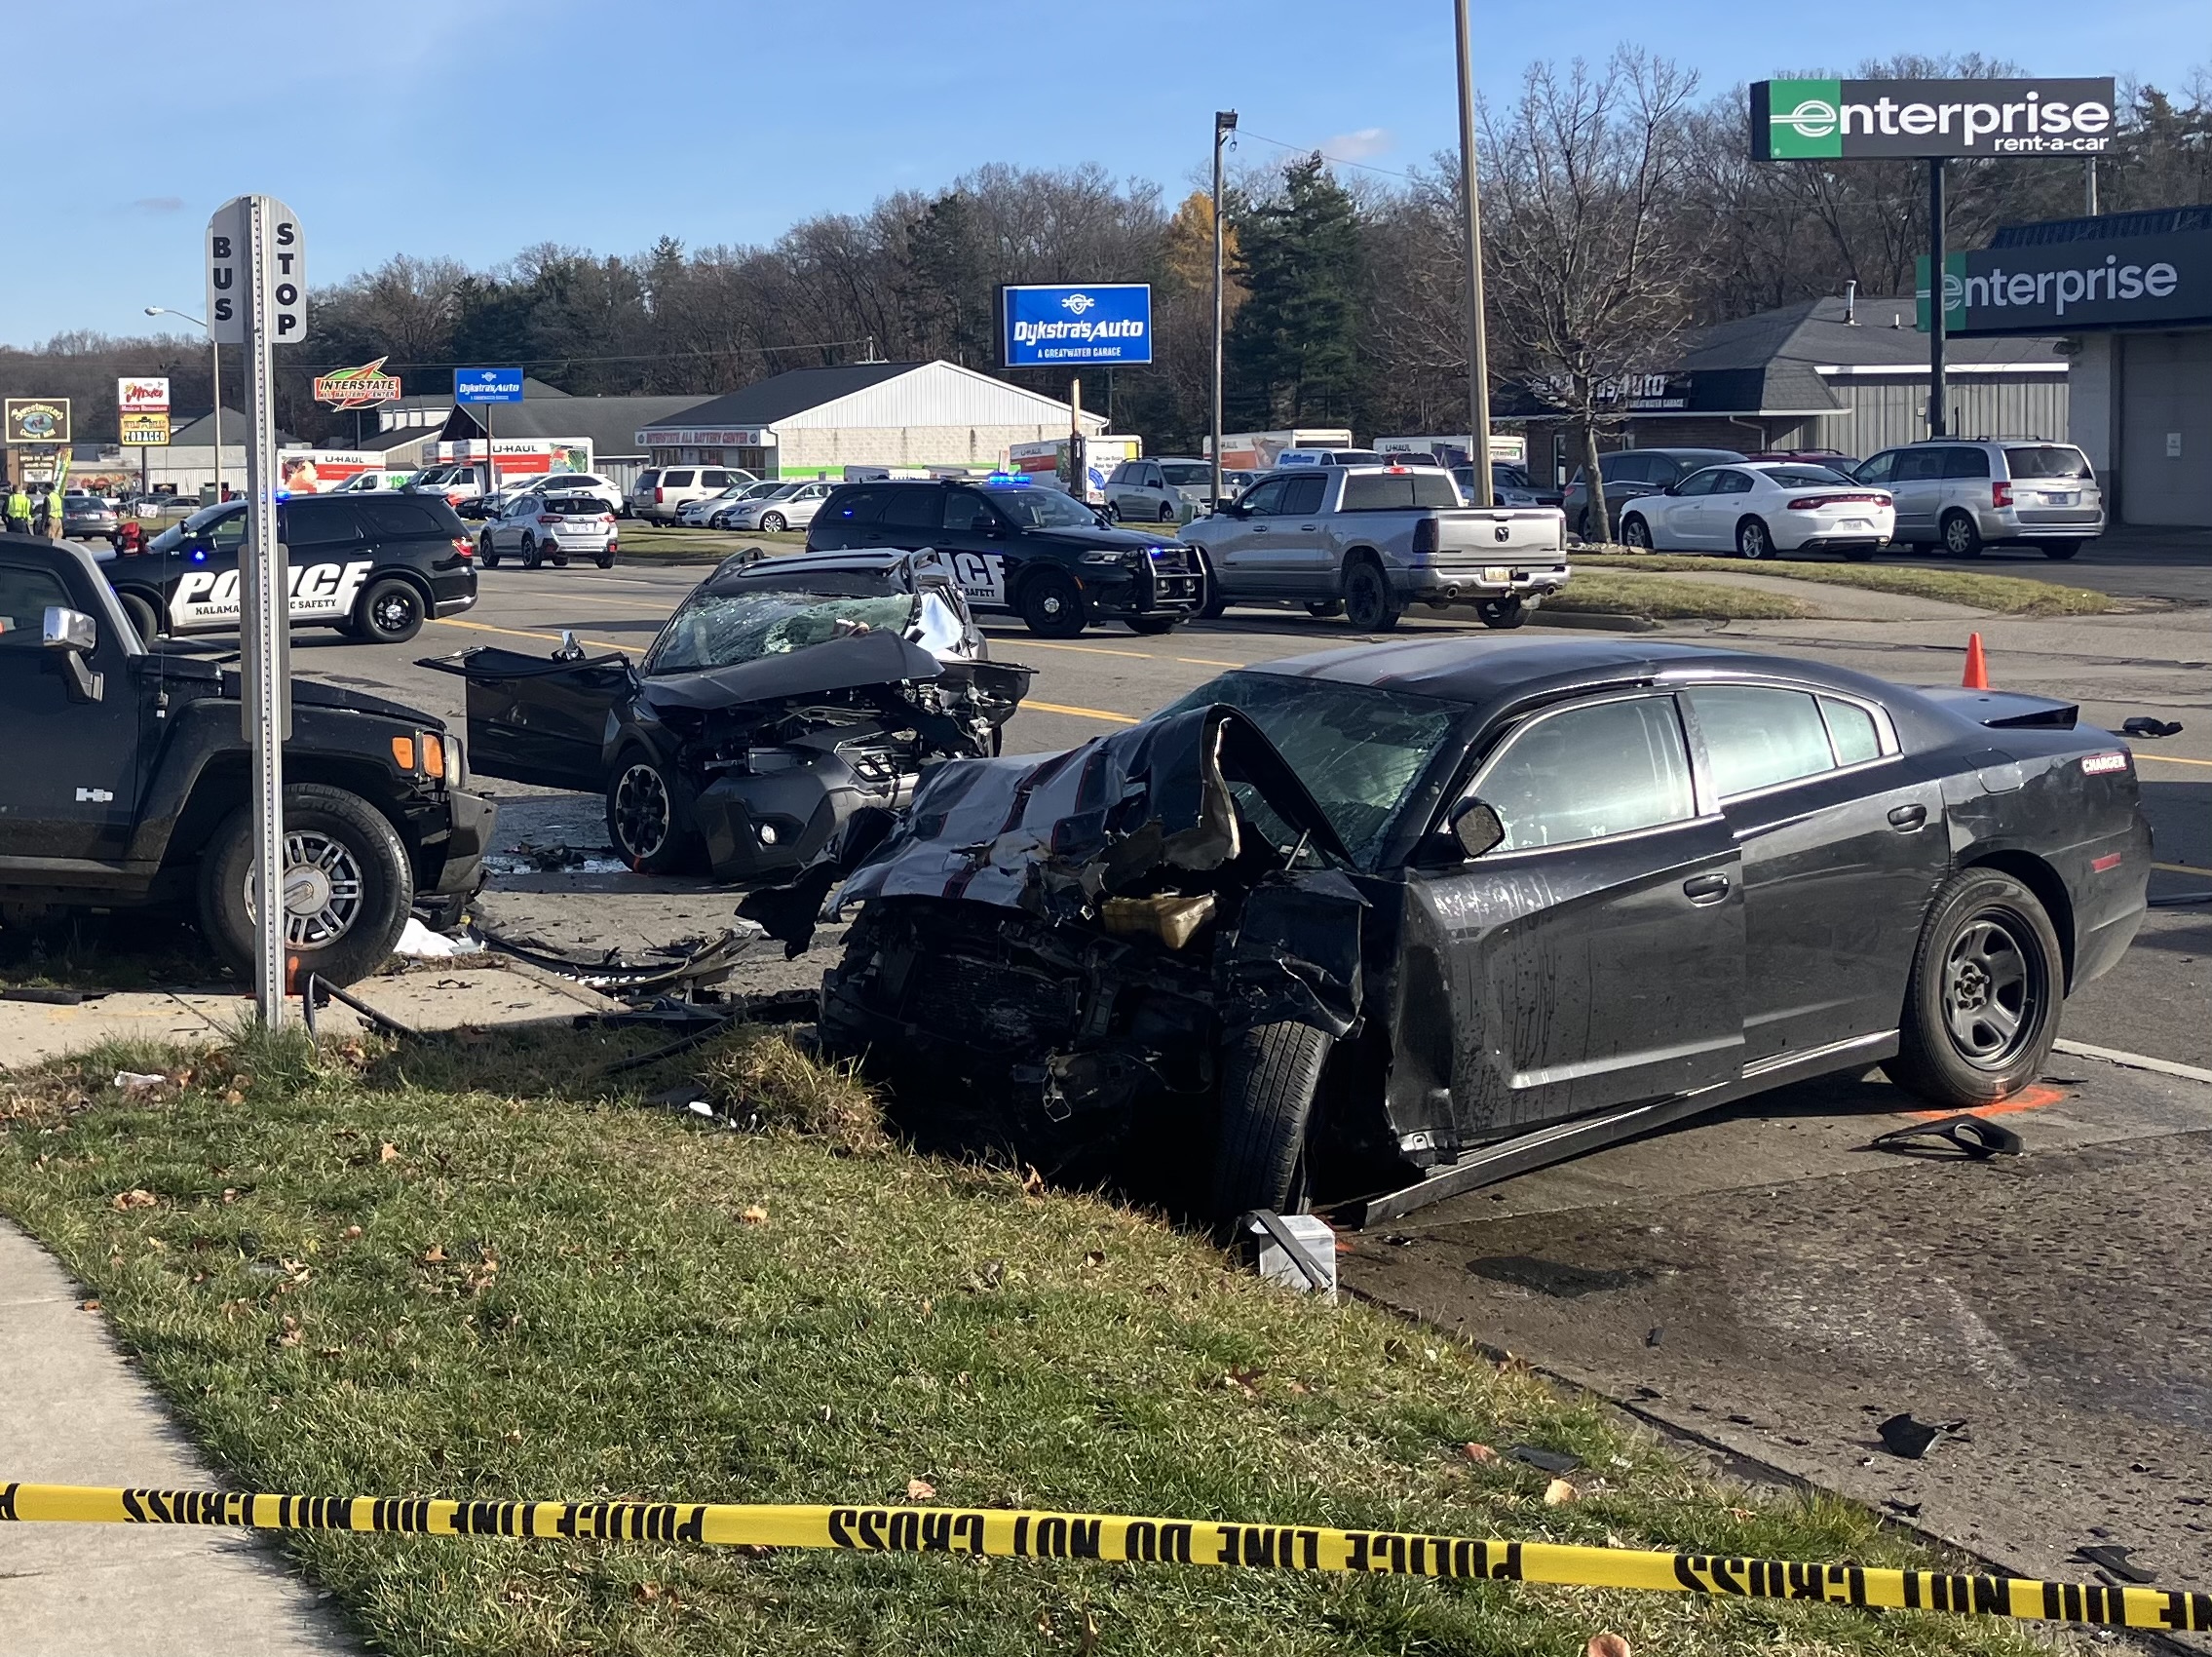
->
<box><xmin>240</xmin><ymin>196</ymin><xmax>289</xmax><ymax>1024</ymax></box>
<box><xmin>1927</xmin><ymin>159</ymin><xmax>1948</xmax><ymax>439</ymax></box>
<box><xmin>1453</xmin><ymin>0</ymin><xmax>1494</xmax><ymax>506</ymax></box>
<box><xmin>209</xmin><ymin>193</ymin><xmax>306</xmax><ymax>1025</ymax></box>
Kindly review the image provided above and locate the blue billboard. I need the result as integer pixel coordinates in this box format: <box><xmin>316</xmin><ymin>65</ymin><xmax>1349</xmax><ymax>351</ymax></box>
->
<box><xmin>1002</xmin><ymin>284</ymin><xmax>1153</xmax><ymax>367</ymax></box>
<box><xmin>453</xmin><ymin>366</ymin><xmax>525</xmax><ymax>404</ymax></box>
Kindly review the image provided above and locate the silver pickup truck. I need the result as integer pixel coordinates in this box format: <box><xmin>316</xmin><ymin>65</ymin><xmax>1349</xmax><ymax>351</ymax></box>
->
<box><xmin>1181</xmin><ymin>464</ymin><xmax>1569</xmax><ymax>630</ymax></box>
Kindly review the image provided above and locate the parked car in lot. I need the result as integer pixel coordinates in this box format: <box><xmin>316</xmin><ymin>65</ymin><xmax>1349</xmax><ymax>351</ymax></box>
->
<box><xmin>748</xmin><ymin>636</ymin><xmax>2148</xmax><ymax>1223</ymax></box>
<box><xmin>116</xmin><ymin>492</ymin><xmax>477</xmax><ymax>645</ymax></box>
<box><xmin>1181</xmin><ymin>463</ymin><xmax>1567</xmax><ymax>631</ymax></box>
<box><xmin>1617</xmin><ymin>462</ymin><xmax>1894</xmax><ymax>559</ymax></box>
<box><xmin>720</xmin><ymin>480</ymin><xmax>834</xmax><ymax>534</ymax></box>
<box><xmin>1852</xmin><ymin>441</ymin><xmax>2103</xmax><ymax>559</ymax></box>
<box><xmin>0</xmin><ymin>539</ymin><xmax>493</xmax><ymax>982</ymax></box>
<box><xmin>806</xmin><ymin>475</ymin><xmax>1202</xmax><ymax>637</ymax></box>
<box><xmin>627</xmin><ymin>466</ymin><xmax>756</xmax><ymax>523</ymax></box>
<box><xmin>677</xmin><ymin>481</ymin><xmax>775</xmax><ymax>528</ymax></box>
<box><xmin>1451</xmin><ymin>462</ymin><xmax>1563</xmax><ymax>509</ymax></box>
<box><xmin>482</xmin><ymin>473</ymin><xmax>625</xmax><ymax>517</ymax></box>
<box><xmin>1747</xmin><ymin>447</ymin><xmax>1860</xmax><ymax>470</ymax></box>
<box><xmin>1561</xmin><ymin>447</ymin><xmax>1747</xmax><ymax>541</ymax></box>
<box><xmin>1104</xmin><ymin>457</ymin><xmax>1221</xmax><ymax>524</ymax></box>
<box><xmin>477</xmin><ymin>489</ymin><xmax>620</xmax><ymax>569</ymax></box>
<box><xmin>706</xmin><ymin>482</ymin><xmax>788</xmax><ymax>528</ymax></box>
<box><xmin>425</xmin><ymin>550</ymin><xmax>1030</xmax><ymax>882</ymax></box>
<box><xmin>61</xmin><ymin>491</ymin><xmax>120</xmax><ymax>545</ymax></box>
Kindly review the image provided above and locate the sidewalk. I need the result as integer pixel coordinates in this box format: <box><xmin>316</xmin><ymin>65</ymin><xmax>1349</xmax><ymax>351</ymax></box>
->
<box><xmin>0</xmin><ymin>958</ymin><xmax>622</xmax><ymax>1656</ymax></box>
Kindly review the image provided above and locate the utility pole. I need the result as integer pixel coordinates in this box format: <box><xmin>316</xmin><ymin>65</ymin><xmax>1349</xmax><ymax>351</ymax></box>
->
<box><xmin>1926</xmin><ymin>159</ymin><xmax>1948</xmax><ymax>438</ymax></box>
<box><xmin>1210</xmin><ymin>109</ymin><xmax>1238</xmax><ymax>513</ymax></box>
<box><xmin>2084</xmin><ymin>155</ymin><xmax>2100</xmax><ymax>216</ymax></box>
<box><xmin>1453</xmin><ymin>0</ymin><xmax>1494</xmax><ymax>505</ymax></box>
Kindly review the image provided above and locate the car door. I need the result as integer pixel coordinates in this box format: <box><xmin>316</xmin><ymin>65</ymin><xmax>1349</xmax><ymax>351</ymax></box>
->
<box><xmin>1405</xmin><ymin>692</ymin><xmax>1745</xmax><ymax>1134</ymax></box>
<box><xmin>1210</xmin><ymin>475</ymin><xmax>1292</xmax><ymax>593</ymax></box>
<box><xmin>1885</xmin><ymin>448</ymin><xmax>1947</xmax><ymax>541</ymax></box>
<box><xmin>0</xmin><ymin>559</ymin><xmax>141</xmax><ymax>861</ymax></box>
<box><xmin>1272</xmin><ymin>471</ymin><xmax>1332</xmax><ymax>593</ymax></box>
<box><xmin>935</xmin><ymin>487</ymin><xmax>1011</xmax><ymax>611</ymax></box>
<box><xmin>1677</xmin><ymin>682</ymin><xmax>1949</xmax><ymax>1062</ymax></box>
<box><xmin>1650</xmin><ymin>466</ymin><xmax>1720</xmax><ymax>548</ymax></box>
<box><xmin>424</xmin><ymin>646</ymin><xmax>637</xmax><ymax>791</ymax></box>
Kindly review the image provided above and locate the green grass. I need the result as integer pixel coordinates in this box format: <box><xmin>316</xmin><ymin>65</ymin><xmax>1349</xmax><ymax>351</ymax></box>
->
<box><xmin>617</xmin><ymin>524</ymin><xmax>809</xmax><ymax>562</ymax></box>
<box><xmin>1547</xmin><ymin>571</ymin><xmax>1812</xmax><ymax>622</ymax></box>
<box><xmin>1572</xmin><ymin>555</ymin><xmax>2113</xmax><ymax>617</ymax></box>
<box><xmin>0</xmin><ymin>1025</ymin><xmax>2061</xmax><ymax>1657</ymax></box>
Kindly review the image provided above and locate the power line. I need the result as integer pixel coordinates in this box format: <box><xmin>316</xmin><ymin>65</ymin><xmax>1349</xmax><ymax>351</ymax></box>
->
<box><xmin>1234</xmin><ymin>129</ymin><xmax>1419</xmax><ymax>181</ymax></box>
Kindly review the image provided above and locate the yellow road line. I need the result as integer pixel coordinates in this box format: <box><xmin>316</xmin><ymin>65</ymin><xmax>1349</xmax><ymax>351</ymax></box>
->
<box><xmin>2135</xmin><ymin>752</ymin><xmax>2212</xmax><ymax>769</ymax></box>
<box><xmin>2154</xmin><ymin>862</ymin><xmax>2205</xmax><ymax>876</ymax></box>
<box><xmin>1024</xmin><ymin>699</ymin><xmax>1140</xmax><ymax>726</ymax></box>
<box><xmin>1012</xmin><ymin>637</ymin><xmax>1249</xmax><ymax>670</ymax></box>
<box><xmin>432</xmin><ymin>617</ymin><xmax>632</xmax><ymax>653</ymax></box>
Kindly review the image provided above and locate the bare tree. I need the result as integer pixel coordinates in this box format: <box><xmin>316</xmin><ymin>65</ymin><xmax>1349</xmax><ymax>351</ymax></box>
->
<box><xmin>1483</xmin><ymin>49</ymin><xmax>1708</xmax><ymax>541</ymax></box>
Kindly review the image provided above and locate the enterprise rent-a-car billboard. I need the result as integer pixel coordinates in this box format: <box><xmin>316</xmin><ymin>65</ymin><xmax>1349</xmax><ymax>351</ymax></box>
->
<box><xmin>1753</xmin><ymin>78</ymin><xmax>2117</xmax><ymax>160</ymax></box>
<box><xmin>1002</xmin><ymin>284</ymin><xmax>1152</xmax><ymax>367</ymax></box>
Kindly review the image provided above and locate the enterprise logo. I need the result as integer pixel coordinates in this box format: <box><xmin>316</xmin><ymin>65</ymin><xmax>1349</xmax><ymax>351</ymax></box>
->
<box><xmin>1771</xmin><ymin>97</ymin><xmax>1840</xmax><ymax>140</ymax></box>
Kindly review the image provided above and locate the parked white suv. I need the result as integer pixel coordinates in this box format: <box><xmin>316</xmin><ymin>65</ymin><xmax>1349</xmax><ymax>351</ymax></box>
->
<box><xmin>1853</xmin><ymin>441</ymin><xmax>2104</xmax><ymax>559</ymax></box>
<box><xmin>628</xmin><ymin>465</ymin><xmax>756</xmax><ymax>523</ymax></box>
<box><xmin>1105</xmin><ymin>457</ymin><xmax>1216</xmax><ymax>524</ymax></box>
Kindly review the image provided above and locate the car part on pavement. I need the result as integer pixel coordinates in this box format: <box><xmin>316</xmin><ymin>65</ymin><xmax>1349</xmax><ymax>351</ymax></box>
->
<box><xmin>1868</xmin><ymin>1113</ymin><xmax>2025</xmax><ymax>1159</ymax></box>
<box><xmin>478</xmin><ymin>927</ymin><xmax>755</xmax><ymax>993</ymax></box>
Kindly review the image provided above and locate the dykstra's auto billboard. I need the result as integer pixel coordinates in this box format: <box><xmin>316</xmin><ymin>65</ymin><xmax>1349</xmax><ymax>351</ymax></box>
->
<box><xmin>1002</xmin><ymin>284</ymin><xmax>1152</xmax><ymax>367</ymax></box>
<box><xmin>1753</xmin><ymin>79</ymin><xmax>2117</xmax><ymax>160</ymax></box>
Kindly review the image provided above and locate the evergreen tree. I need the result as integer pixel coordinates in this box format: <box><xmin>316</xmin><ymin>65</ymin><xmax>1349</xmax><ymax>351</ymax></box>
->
<box><xmin>1225</xmin><ymin>155</ymin><xmax>1366</xmax><ymax>428</ymax></box>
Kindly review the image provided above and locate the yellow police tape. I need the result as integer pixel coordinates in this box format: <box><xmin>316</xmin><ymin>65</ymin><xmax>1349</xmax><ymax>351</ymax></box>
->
<box><xmin>4</xmin><ymin>1480</ymin><xmax>2205</xmax><ymax>1633</ymax></box>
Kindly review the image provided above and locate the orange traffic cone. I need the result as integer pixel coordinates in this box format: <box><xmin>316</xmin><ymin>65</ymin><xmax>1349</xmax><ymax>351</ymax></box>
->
<box><xmin>1962</xmin><ymin>633</ymin><xmax>1989</xmax><ymax>690</ymax></box>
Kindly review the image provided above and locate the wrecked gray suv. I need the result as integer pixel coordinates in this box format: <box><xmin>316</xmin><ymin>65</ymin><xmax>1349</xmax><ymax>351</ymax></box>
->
<box><xmin>749</xmin><ymin>636</ymin><xmax>2147</xmax><ymax>1225</ymax></box>
<box><xmin>428</xmin><ymin>551</ymin><xmax>1031</xmax><ymax>883</ymax></box>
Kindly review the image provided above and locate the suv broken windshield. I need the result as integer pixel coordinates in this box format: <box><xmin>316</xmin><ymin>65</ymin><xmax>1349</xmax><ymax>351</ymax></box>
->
<box><xmin>644</xmin><ymin>580</ymin><xmax>917</xmax><ymax>676</ymax></box>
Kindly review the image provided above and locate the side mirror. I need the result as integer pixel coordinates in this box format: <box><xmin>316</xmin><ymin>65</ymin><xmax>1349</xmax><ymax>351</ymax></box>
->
<box><xmin>1660</xmin><ymin>482</ymin><xmax>1681</xmax><ymax>496</ymax></box>
<box><xmin>43</xmin><ymin>605</ymin><xmax>103</xmax><ymax>703</ymax></box>
<box><xmin>1449</xmin><ymin>797</ymin><xmax>1505</xmax><ymax>859</ymax></box>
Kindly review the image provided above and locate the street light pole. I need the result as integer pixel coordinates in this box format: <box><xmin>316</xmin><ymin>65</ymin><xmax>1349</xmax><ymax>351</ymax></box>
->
<box><xmin>145</xmin><ymin>305</ymin><xmax>220</xmax><ymax>499</ymax></box>
<box><xmin>1453</xmin><ymin>0</ymin><xmax>1494</xmax><ymax>506</ymax></box>
<box><xmin>1210</xmin><ymin>109</ymin><xmax>1238</xmax><ymax>513</ymax></box>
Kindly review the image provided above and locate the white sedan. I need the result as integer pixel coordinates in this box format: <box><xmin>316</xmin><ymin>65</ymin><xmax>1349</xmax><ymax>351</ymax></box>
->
<box><xmin>1618</xmin><ymin>463</ymin><xmax>1894</xmax><ymax>560</ymax></box>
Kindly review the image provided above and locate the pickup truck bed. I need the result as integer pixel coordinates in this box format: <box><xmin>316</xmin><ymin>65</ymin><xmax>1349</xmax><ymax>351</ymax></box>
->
<box><xmin>1181</xmin><ymin>464</ymin><xmax>1569</xmax><ymax>632</ymax></box>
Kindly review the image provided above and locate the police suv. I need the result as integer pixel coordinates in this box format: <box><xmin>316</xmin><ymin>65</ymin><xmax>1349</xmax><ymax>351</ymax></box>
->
<box><xmin>107</xmin><ymin>492</ymin><xmax>479</xmax><ymax>646</ymax></box>
<box><xmin>804</xmin><ymin>475</ymin><xmax>1201</xmax><ymax>637</ymax></box>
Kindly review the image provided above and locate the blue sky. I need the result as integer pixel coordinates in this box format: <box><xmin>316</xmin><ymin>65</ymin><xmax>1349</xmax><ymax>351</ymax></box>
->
<box><xmin>12</xmin><ymin>0</ymin><xmax>2201</xmax><ymax>347</ymax></box>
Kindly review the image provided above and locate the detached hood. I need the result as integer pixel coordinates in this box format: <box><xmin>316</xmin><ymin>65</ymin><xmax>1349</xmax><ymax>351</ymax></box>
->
<box><xmin>637</xmin><ymin>629</ymin><xmax>941</xmax><ymax>713</ymax></box>
<box><xmin>834</xmin><ymin>704</ymin><xmax>1349</xmax><ymax>917</ymax></box>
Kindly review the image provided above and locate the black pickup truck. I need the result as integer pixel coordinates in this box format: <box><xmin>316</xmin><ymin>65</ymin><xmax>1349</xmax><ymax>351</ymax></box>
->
<box><xmin>0</xmin><ymin>537</ymin><xmax>494</xmax><ymax>984</ymax></box>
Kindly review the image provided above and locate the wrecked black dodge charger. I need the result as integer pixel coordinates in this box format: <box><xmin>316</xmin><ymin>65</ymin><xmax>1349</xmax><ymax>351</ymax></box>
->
<box><xmin>751</xmin><ymin>636</ymin><xmax>2150</xmax><ymax>1224</ymax></box>
<box><xmin>426</xmin><ymin>551</ymin><xmax>1030</xmax><ymax>882</ymax></box>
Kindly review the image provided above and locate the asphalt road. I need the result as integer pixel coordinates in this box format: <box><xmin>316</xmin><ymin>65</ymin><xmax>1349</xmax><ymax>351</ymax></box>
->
<box><xmin>199</xmin><ymin>556</ymin><xmax>2212</xmax><ymax>1593</ymax></box>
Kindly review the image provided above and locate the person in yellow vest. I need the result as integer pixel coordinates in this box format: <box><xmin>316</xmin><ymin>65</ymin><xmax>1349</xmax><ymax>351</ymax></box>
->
<box><xmin>5</xmin><ymin>483</ymin><xmax>31</xmax><ymax>535</ymax></box>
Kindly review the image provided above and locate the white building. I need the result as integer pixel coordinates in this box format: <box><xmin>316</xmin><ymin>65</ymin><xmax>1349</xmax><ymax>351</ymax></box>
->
<box><xmin>634</xmin><ymin>361</ymin><xmax>1109</xmax><ymax>479</ymax></box>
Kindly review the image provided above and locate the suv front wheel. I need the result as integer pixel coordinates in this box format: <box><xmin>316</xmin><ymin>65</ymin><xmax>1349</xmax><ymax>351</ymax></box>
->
<box><xmin>197</xmin><ymin>784</ymin><xmax>413</xmax><ymax>987</ymax></box>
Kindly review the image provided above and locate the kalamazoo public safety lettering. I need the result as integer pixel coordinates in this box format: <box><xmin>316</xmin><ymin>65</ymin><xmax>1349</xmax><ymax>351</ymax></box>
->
<box><xmin>4</xmin><ymin>1482</ymin><xmax>2209</xmax><ymax>1634</ymax></box>
<box><xmin>168</xmin><ymin>559</ymin><xmax>373</xmax><ymax>627</ymax></box>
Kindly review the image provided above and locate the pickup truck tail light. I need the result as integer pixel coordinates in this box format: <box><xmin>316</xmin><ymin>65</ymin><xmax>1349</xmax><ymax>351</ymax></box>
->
<box><xmin>1992</xmin><ymin>481</ymin><xmax>2014</xmax><ymax>508</ymax></box>
<box><xmin>1412</xmin><ymin>518</ymin><xmax>1439</xmax><ymax>556</ymax></box>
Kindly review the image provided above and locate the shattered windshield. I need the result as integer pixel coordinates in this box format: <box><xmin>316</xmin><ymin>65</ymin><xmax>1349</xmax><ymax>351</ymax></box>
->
<box><xmin>1158</xmin><ymin>672</ymin><xmax>1460</xmax><ymax>867</ymax></box>
<box><xmin>645</xmin><ymin>584</ymin><xmax>918</xmax><ymax>675</ymax></box>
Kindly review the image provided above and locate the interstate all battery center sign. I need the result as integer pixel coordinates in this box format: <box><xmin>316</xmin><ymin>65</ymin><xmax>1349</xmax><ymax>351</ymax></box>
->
<box><xmin>1002</xmin><ymin>284</ymin><xmax>1153</xmax><ymax>366</ymax></box>
<box><xmin>1753</xmin><ymin>79</ymin><xmax>2117</xmax><ymax>160</ymax></box>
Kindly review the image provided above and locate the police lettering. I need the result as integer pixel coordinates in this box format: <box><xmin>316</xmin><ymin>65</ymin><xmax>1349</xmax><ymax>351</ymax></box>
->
<box><xmin>169</xmin><ymin>559</ymin><xmax>374</xmax><ymax>625</ymax></box>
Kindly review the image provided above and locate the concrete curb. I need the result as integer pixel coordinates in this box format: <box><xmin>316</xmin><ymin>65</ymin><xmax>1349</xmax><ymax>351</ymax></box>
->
<box><xmin>1530</xmin><ymin>608</ymin><xmax>1659</xmax><ymax>633</ymax></box>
